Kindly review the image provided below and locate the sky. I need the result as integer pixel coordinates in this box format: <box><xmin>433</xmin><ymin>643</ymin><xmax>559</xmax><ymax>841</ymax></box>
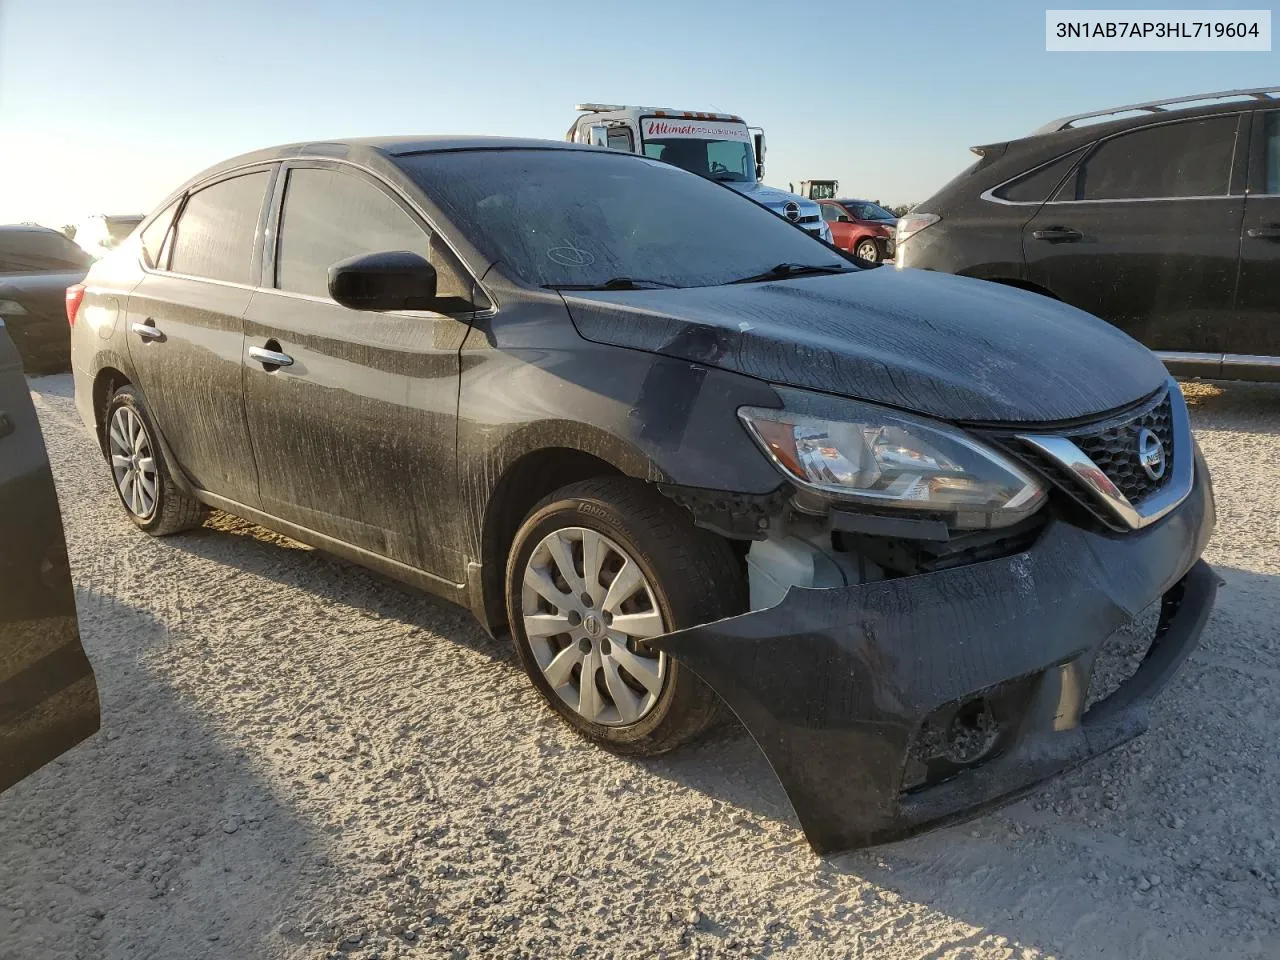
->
<box><xmin>1</xmin><ymin>0</ymin><xmax>1277</xmax><ymax>227</ymax></box>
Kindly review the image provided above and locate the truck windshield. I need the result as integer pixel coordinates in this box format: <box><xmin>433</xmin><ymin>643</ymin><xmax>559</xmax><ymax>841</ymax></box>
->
<box><xmin>397</xmin><ymin>148</ymin><xmax>844</xmax><ymax>290</ymax></box>
<box><xmin>638</xmin><ymin>118</ymin><xmax>754</xmax><ymax>183</ymax></box>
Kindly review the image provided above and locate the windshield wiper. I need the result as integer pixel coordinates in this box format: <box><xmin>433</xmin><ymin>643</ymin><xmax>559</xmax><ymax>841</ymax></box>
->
<box><xmin>543</xmin><ymin>277</ymin><xmax>678</xmax><ymax>291</ymax></box>
<box><xmin>710</xmin><ymin>173</ymin><xmax>743</xmax><ymax>182</ymax></box>
<box><xmin>726</xmin><ymin>262</ymin><xmax>851</xmax><ymax>285</ymax></box>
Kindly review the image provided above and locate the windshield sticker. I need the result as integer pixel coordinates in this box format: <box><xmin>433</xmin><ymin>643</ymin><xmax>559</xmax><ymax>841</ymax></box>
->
<box><xmin>641</xmin><ymin>119</ymin><xmax>750</xmax><ymax>142</ymax></box>
<box><xmin>546</xmin><ymin>244</ymin><xmax>595</xmax><ymax>267</ymax></box>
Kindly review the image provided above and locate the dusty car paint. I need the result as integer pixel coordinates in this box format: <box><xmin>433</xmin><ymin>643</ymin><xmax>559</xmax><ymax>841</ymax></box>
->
<box><xmin>0</xmin><ymin>326</ymin><xmax>100</xmax><ymax>792</ymax></box>
<box><xmin>563</xmin><ymin>269</ymin><xmax>1170</xmax><ymax>424</ymax></box>
<box><xmin>70</xmin><ymin>138</ymin><xmax>1217</xmax><ymax>852</ymax></box>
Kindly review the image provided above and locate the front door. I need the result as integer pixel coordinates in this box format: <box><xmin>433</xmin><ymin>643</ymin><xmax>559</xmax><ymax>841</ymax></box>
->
<box><xmin>1</xmin><ymin>328</ymin><xmax>99</xmax><ymax>791</ymax></box>
<box><xmin>1023</xmin><ymin>113</ymin><xmax>1247</xmax><ymax>354</ymax></box>
<box><xmin>241</xmin><ymin>162</ymin><xmax>483</xmax><ymax>582</ymax></box>
<box><xmin>124</xmin><ymin>168</ymin><xmax>274</xmax><ymax>507</ymax></box>
<box><xmin>1235</xmin><ymin>108</ymin><xmax>1280</xmax><ymax>360</ymax></box>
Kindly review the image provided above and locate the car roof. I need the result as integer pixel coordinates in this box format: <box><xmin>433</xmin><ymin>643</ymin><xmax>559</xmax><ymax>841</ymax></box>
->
<box><xmin>0</xmin><ymin>224</ymin><xmax>64</xmax><ymax>235</ymax></box>
<box><xmin>163</xmin><ymin>136</ymin><xmax>616</xmax><ymax>212</ymax></box>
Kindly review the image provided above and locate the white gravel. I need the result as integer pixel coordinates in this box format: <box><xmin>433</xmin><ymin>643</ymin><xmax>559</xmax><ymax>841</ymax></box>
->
<box><xmin>2</xmin><ymin>374</ymin><xmax>1278</xmax><ymax>960</ymax></box>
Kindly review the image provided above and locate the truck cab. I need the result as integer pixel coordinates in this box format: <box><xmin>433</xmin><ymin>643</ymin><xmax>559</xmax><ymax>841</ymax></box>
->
<box><xmin>792</xmin><ymin>180</ymin><xmax>839</xmax><ymax>200</ymax></box>
<box><xmin>567</xmin><ymin>104</ymin><xmax>831</xmax><ymax>243</ymax></box>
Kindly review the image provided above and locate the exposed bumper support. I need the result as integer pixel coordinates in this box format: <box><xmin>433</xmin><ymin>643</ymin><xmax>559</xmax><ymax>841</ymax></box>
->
<box><xmin>651</xmin><ymin>462</ymin><xmax>1216</xmax><ymax>854</ymax></box>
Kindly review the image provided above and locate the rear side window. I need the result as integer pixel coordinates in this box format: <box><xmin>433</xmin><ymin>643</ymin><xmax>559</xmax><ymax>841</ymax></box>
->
<box><xmin>993</xmin><ymin>149</ymin><xmax>1086</xmax><ymax>203</ymax></box>
<box><xmin>0</xmin><ymin>230</ymin><xmax>92</xmax><ymax>273</ymax></box>
<box><xmin>169</xmin><ymin>172</ymin><xmax>269</xmax><ymax>284</ymax></box>
<box><xmin>606</xmin><ymin>128</ymin><xmax>634</xmax><ymax>152</ymax></box>
<box><xmin>276</xmin><ymin>166</ymin><xmax>479</xmax><ymax>309</ymax></box>
<box><xmin>1064</xmin><ymin>116</ymin><xmax>1239</xmax><ymax>201</ymax></box>
<box><xmin>1259</xmin><ymin>111</ymin><xmax>1280</xmax><ymax>194</ymax></box>
<box><xmin>819</xmin><ymin>203</ymin><xmax>842</xmax><ymax>222</ymax></box>
<box><xmin>140</xmin><ymin>200</ymin><xmax>180</xmax><ymax>269</ymax></box>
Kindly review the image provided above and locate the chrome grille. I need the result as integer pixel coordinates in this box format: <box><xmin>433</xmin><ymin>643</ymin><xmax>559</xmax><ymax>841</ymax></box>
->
<box><xmin>1067</xmin><ymin>390</ymin><xmax>1174</xmax><ymax>504</ymax></box>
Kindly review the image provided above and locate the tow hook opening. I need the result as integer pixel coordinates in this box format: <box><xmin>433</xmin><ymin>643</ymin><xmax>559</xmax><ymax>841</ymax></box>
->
<box><xmin>902</xmin><ymin>676</ymin><xmax>1037</xmax><ymax>793</ymax></box>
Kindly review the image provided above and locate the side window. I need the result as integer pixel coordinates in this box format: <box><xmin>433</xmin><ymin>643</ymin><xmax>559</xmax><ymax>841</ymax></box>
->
<box><xmin>139</xmin><ymin>200</ymin><xmax>180</xmax><ymax>269</ymax></box>
<box><xmin>1065</xmin><ymin>116</ymin><xmax>1239</xmax><ymax>201</ymax></box>
<box><xmin>276</xmin><ymin>166</ymin><xmax>481</xmax><ymax>310</ymax></box>
<box><xmin>994</xmin><ymin>149</ymin><xmax>1087</xmax><ymax>203</ymax></box>
<box><xmin>819</xmin><ymin>203</ymin><xmax>841</xmax><ymax>222</ymax></box>
<box><xmin>1259</xmin><ymin>111</ymin><xmax>1280</xmax><ymax>194</ymax></box>
<box><xmin>605</xmin><ymin>127</ymin><xmax>634</xmax><ymax>152</ymax></box>
<box><xmin>168</xmin><ymin>172</ymin><xmax>269</xmax><ymax>283</ymax></box>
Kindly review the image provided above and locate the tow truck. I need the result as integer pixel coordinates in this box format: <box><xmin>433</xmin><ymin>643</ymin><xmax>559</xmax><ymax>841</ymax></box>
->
<box><xmin>567</xmin><ymin>105</ymin><xmax>832</xmax><ymax>243</ymax></box>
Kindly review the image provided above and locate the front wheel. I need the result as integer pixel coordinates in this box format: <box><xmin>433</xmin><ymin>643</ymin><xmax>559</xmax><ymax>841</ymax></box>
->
<box><xmin>854</xmin><ymin>238</ymin><xmax>880</xmax><ymax>263</ymax></box>
<box><xmin>505</xmin><ymin>477</ymin><xmax>746</xmax><ymax>756</ymax></box>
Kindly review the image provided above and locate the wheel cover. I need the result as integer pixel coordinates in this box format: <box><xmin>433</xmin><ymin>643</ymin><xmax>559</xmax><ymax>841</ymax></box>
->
<box><xmin>857</xmin><ymin>240</ymin><xmax>879</xmax><ymax>261</ymax></box>
<box><xmin>108</xmin><ymin>406</ymin><xmax>158</xmax><ymax>519</ymax></box>
<box><xmin>521</xmin><ymin>526</ymin><xmax>668</xmax><ymax>727</ymax></box>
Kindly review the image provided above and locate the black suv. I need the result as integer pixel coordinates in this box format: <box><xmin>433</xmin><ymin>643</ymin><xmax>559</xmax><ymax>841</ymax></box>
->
<box><xmin>71</xmin><ymin>137</ymin><xmax>1216</xmax><ymax>852</ymax></box>
<box><xmin>897</xmin><ymin>87</ymin><xmax>1280</xmax><ymax>382</ymax></box>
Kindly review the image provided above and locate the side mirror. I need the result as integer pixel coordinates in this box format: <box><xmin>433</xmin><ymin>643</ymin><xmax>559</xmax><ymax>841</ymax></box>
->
<box><xmin>328</xmin><ymin>250</ymin><xmax>438</xmax><ymax>312</ymax></box>
<box><xmin>587</xmin><ymin>124</ymin><xmax>609</xmax><ymax>147</ymax></box>
<box><xmin>752</xmin><ymin>130</ymin><xmax>766</xmax><ymax>181</ymax></box>
<box><xmin>837</xmin><ymin>215</ymin><xmax>851</xmax><ymax>222</ymax></box>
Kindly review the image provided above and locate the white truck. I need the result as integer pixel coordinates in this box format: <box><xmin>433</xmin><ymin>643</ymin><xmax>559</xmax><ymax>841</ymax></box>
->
<box><xmin>566</xmin><ymin>104</ymin><xmax>832</xmax><ymax>243</ymax></box>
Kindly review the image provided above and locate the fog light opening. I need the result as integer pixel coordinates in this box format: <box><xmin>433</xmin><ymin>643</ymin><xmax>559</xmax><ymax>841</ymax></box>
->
<box><xmin>943</xmin><ymin>697</ymin><xmax>1000</xmax><ymax>764</ymax></box>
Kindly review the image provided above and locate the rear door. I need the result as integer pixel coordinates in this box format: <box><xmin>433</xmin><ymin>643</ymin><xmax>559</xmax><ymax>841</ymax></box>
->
<box><xmin>1234</xmin><ymin>108</ymin><xmax>1280</xmax><ymax>361</ymax></box>
<box><xmin>0</xmin><ymin>326</ymin><xmax>99</xmax><ymax>791</ymax></box>
<box><xmin>1023</xmin><ymin>113</ymin><xmax>1247</xmax><ymax>354</ymax></box>
<box><xmin>241</xmin><ymin>161</ymin><xmax>483</xmax><ymax>582</ymax></box>
<box><xmin>123</xmin><ymin>168</ymin><xmax>274</xmax><ymax>507</ymax></box>
<box><xmin>819</xmin><ymin>202</ymin><xmax>855</xmax><ymax>249</ymax></box>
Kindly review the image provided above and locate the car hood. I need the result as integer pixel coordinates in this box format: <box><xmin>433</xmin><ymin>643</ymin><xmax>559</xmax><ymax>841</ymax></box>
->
<box><xmin>725</xmin><ymin>181</ymin><xmax>821</xmax><ymax>217</ymax></box>
<box><xmin>561</xmin><ymin>267</ymin><xmax>1170</xmax><ymax>424</ymax></box>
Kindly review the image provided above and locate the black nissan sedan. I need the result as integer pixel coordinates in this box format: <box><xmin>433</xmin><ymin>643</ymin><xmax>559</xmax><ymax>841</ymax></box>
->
<box><xmin>69</xmin><ymin>137</ymin><xmax>1216</xmax><ymax>853</ymax></box>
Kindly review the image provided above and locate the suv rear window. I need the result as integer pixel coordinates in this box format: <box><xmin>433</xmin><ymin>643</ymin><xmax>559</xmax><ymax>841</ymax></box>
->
<box><xmin>1062</xmin><ymin>116</ymin><xmax>1239</xmax><ymax>201</ymax></box>
<box><xmin>993</xmin><ymin>149</ymin><xmax>1086</xmax><ymax>203</ymax></box>
<box><xmin>168</xmin><ymin>172</ymin><xmax>269</xmax><ymax>284</ymax></box>
<box><xmin>0</xmin><ymin>230</ymin><xmax>93</xmax><ymax>273</ymax></box>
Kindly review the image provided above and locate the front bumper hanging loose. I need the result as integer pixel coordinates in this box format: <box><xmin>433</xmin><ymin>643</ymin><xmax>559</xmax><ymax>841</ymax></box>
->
<box><xmin>651</xmin><ymin>465</ymin><xmax>1217</xmax><ymax>854</ymax></box>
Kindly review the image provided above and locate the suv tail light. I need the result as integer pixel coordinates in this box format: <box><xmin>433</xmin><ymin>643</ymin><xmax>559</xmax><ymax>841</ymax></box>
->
<box><xmin>65</xmin><ymin>284</ymin><xmax>86</xmax><ymax>326</ymax></box>
<box><xmin>896</xmin><ymin>213</ymin><xmax>940</xmax><ymax>247</ymax></box>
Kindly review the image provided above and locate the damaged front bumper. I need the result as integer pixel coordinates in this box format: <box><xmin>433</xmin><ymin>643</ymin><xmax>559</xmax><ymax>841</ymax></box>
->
<box><xmin>651</xmin><ymin>459</ymin><xmax>1217</xmax><ymax>854</ymax></box>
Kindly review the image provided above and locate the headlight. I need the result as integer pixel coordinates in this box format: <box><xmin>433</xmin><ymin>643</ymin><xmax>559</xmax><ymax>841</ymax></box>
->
<box><xmin>0</xmin><ymin>299</ymin><xmax>28</xmax><ymax>315</ymax></box>
<box><xmin>739</xmin><ymin>400</ymin><xmax>1046</xmax><ymax>528</ymax></box>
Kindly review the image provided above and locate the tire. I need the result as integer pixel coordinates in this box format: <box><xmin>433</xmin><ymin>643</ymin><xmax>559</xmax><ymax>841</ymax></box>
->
<box><xmin>854</xmin><ymin>238</ymin><xmax>880</xmax><ymax>263</ymax></box>
<box><xmin>504</xmin><ymin>477</ymin><xmax>746</xmax><ymax>756</ymax></box>
<box><xmin>103</xmin><ymin>385</ymin><xmax>207</xmax><ymax>536</ymax></box>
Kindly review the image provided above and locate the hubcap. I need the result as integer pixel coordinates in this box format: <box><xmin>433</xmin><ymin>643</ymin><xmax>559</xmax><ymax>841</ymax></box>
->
<box><xmin>521</xmin><ymin>527</ymin><xmax>668</xmax><ymax>727</ymax></box>
<box><xmin>108</xmin><ymin>406</ymin><xmax>158</xmax><ymax>519</ymax></box>
<box><xmin>857</xmin><ymin>242</ymin><xmax>878</xmax><ymax>262</ymax></box>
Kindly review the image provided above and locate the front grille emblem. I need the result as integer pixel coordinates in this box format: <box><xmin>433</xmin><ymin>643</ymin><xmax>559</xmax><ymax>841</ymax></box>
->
<box><xmin>1137</xmin><ymin>427</ymin><xmax>1166</xmax><ymax>481</ymax></box>
<box><xmin>783</xmin><ymin>201</ymin><xmax>800</xmax><ymax>222</ymax></box>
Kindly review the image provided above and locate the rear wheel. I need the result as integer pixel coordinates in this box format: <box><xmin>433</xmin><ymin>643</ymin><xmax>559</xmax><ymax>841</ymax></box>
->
<box><xmin>505</xmin><ymin>477</ymin><xmax>745</xmax><ymax>756</ymax></box>
<box><xmin>104</xmin><ymin>386</ymin><xmax>207</xmax><ymax>535</ymax></box>
<box><xmin>855</xmin><ymin>238</ymin><xmax>880</xmax><ymax>263</ymax></box>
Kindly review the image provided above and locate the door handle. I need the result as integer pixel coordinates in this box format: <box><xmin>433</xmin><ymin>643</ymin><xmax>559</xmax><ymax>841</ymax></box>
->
<box><xmin>1246</xmin><ymin>225</ymin><xmax>1280</xmax><ymax>240</ymax></box>
<box><xmin>1031</xmin><ymin>227</ymin><xmax>1083</xmax><ymax>243</ymax></box>
<box><xmin>131</xmin><ymin>321</ymin><xmax>165</xmax><ymax>342</ymax></box>
<box><xmin>248</xmin><ymin>344</ymin><xmax>293</xmax><ymax>368</ymax></box>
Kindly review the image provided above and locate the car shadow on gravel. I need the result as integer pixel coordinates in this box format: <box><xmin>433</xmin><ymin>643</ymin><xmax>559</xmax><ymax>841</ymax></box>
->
<box><xmin>0</xmin><ymin>590</ymin><xmax>324</xmax><ymax>960</ymax></box>
<box><xmin>174</xmin><ymin>513</ymin><xmax>510</xmax><ymax>666</ymax></box>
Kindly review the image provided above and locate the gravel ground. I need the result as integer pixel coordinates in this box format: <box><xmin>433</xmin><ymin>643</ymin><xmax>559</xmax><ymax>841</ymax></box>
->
<box><xmin>2</xmin><ymin>374</ymin><xmax>1278</xmax><ymax>960</ymax></box>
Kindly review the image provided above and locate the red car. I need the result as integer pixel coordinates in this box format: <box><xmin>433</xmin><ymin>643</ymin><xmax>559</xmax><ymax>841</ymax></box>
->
<box><xmin>818</xmin><ymin>199</ymin><xmax>898</xmax><ymax>263</ymax></box>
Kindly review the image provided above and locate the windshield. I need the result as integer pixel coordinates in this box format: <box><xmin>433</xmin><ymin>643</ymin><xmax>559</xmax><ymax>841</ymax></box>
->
<box><xmin>398</xmin><ymin>149</ymin><xmax>840</xmax><ymax>289</ymax></box>
<box><xmin>845</xmin><ymin>201</ymin><xmax>897</xmax><ymax>221</ymax></box>
<box><xmin>637</xmin><ymin>118</ymin><xmax>755</xmax><ymax>183</ymax></box>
